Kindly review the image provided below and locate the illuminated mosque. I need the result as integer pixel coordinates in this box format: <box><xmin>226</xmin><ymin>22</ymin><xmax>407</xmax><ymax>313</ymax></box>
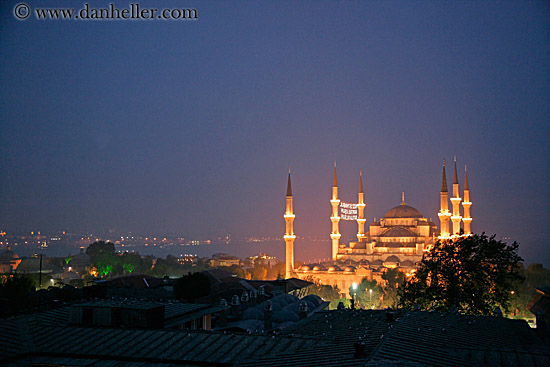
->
<box><xmin>284</xmin><ymin>158</ymin><xmax>472</xmax><ymax>297</ymax></box>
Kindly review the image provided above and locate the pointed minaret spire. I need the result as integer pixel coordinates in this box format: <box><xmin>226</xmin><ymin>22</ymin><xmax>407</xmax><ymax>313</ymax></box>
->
<box><xmin>441</xmin><ymin>160</ymin><xmax>448</xmax><ymax>193</ymax></box>
<box><xmin>286</xmin><ymin>168</ymin><xmax>292</xmax><ymax>196</ymax></box>
<box><xmin>401</xmin><ymin>192</ymin><xmax>406</xmax><ymax>205</ymax></box>
<box><xmin>453</xmin><ymin>156</ymin><xmax>458</xmax><ymax>185</ymax></box>
<box><xmin>359</xmin><ymin>171</ymin><xmax>363</xmax><ymax>194</ymax></box>
<box><xmin>464</xmin><ymin>165</ymin><xmax>469</xmax><ymax>190</ymax></box>
<box><xmin>438</xmin><ymin>160</ymin><xmax>451</xmax><ymax>239</ymax></box>
<box><xmin>450</xmin><ymin>156</ymin><xmax>462</xmax><ymax>236</ymax></box>
<box><xmin>333</xmin><ymin>161</ymin><xmax>338</xmax><ymax>187</ymax></box>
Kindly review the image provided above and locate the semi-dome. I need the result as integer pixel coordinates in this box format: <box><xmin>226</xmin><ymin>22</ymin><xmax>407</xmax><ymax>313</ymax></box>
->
<box><xmin>384</xmin><ymin>204</ymin><xmax>424</xmax><ymax>219</ymax></box>
<box><xmin>384</xmin><ymin>255</ymin><xmax>401</xmax><ymax>264</ymax></box>
<box><xmin>401</xmin><ymin>260</ymin><xmax>415</xmax><ymax>267</ymax></box>
<box><xmin>381</xmin><ymin>227</ymin><xmax>417</xmax><ymax>237</ymax></box>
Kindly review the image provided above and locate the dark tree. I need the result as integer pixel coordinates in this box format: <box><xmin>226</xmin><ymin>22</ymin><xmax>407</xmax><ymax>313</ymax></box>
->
<box><xmin>86</xmin><ymin>241</ymin><xmax>117</xmax><ymax>277</ymax></box>
<box><xmin>382</xmin><ymin>268</ymin><xmax>405</xmax><ymax>308</ymax></box>
<box><xmin>173</xmin><ymin>272</ymin><xmax>211</xmax><ymax>302</ymax></box>
<box><xmin>399</xmin><ymin>233</ymin><xmax>524</xmax><ymax>315</ymax></box>
<box><xmin>0</xmin><ymin>274</ymin><xmax>35</xmax><ymax>315</ymax></box>
<box><xmin>350</xmin><ymin>278</ymin><xmax>383</xmax><ymax>309</ymax></box>
<box><xmin>86</xmin><ymin>241</ymin><xmax>115</xmax><ymax>256</ymax></box>
<box><xmin>304</xmin><ymin>277</ymin><xmax>340</xmax><ymax>302</ymax></box>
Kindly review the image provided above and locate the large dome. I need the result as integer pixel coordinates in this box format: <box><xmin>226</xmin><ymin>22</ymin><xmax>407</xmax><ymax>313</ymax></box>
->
<box><xmin>384</xmin><ymin>204</ymin><xmax>424</xmax><ymax>219</ymax></box>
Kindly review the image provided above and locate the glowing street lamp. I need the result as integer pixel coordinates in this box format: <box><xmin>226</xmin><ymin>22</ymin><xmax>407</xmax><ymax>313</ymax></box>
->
<box><xmin>352</xmin><ymin>283</ymin><xmax>358</xmax><ymax>309</ymax></box>
<box><xmin>369</xmin><ymin>289</ymin><xmax>373</xmax><ymax>308</ymax></box>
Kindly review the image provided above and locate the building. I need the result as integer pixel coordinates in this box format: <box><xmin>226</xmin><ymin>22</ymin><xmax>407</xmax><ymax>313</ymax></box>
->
<box><xmin>286</xmin><ymin>159</ymin><xmax>473</xmax><ymax>297</ymax></box>
<box><xmin>209</xmin><ymin>253</ymin><xmax>241</xmax><ymax>267</ymax></box>
<box><xmin>0</xmin><ymin>246</ymin><xmax>21</xmax><ymax>273</ymax></box>
<box><xmin>2</xmin><ymin>307</ymin><xmax>547</xmax><ymax>366</ymax></box>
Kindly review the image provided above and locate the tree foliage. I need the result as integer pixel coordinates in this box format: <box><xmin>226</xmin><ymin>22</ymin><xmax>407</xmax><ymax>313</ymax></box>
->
<box><xmin>381</xmin><ymin>268</ymin><xmax>405</xmax><ymax>308</ymax></box>
<box><xmin>86</xmin><ymin>241</ymin><xmax>115</xmax><ymax>257</ymax></box>
<box><xmin>399</xmin><ymin>234</ymin><xmax>524</xmax><ymax>315</ymax></box>
<box><xmin>306</xmin><ymin>281</ymin><xmax>340</xmax><ymax>302</ymax></box>
<box><xmin>350</xmin><ymin>278</ymin><xmax>384</xmax><ymax>309</ymax></box>
<box><xmin>0</xmin><ymin>274</ymin><xmax>35</xmax><ymax>315</ymax></box>
<box><xmin>509</xmin><ymin>263</ymin><xmax>550</xmax><ymax>318</ymax></box>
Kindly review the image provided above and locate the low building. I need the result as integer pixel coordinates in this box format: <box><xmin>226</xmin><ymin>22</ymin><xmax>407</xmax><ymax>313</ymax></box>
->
<box><xmin>209</xmin><ymin>253</ymin><xmax>241</xmax><ymax>267</ymax></box>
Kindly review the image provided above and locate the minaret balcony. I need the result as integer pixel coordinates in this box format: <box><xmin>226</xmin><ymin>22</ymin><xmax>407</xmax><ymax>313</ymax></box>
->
<box><xmin>330</xmin><ymin>199</ymin><xmax>340</xmax><ymax>204</ymax></box>
<box><xmin>462</xmin><ymin>201</ymin><xmax>472</xmax><ymax>206</ymax></box>
<box><xmin>284</xmin><ymin>235</ymin><xmax>296</xmax><ymax>240</ymax></box>
<box><xmin>438</xmin><ymin>212</ymin><xmax>451</xmax><ymax>218</ymax></box>
<box><xmin>284</xmin><ymin>214</ymin><xmax>295</xmax><ymax>219</ymax></box>
<box><xmin>451</xmin><ymin>215</ymin><xmax>462</xmax><ymax>221</ymax></box>
<box><xmin>330</xmin><ymin>233</ymin><xmax>341</xmax><ymax>240</ymax></box>
<box><xmin>357</xmin><ymin>203</ymin><xmax>366</xmax><ymax>208</ymax></box>
<box><xmin>450</xmin><ymin>197</ymin><xmax>462</xmax><ymax>203</ymax></box>
<box><xmin>330</xmin><ymin>216</ymin><xmax>341</xmax><ymax>221</ymax></box>
<box><xmin>462</xmin><ymin>217</ymin><xmax>472</xmax><ymax>222</ymax></box>
<box><xmin>357</xmin><ymin>218</ymin><xmax>366</xmax><ymax>223</ymax></box>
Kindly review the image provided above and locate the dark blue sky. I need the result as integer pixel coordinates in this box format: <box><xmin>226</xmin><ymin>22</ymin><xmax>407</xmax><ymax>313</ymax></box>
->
<box><xmin>1</xmin><ymin>1</ymin><xmax>549</xmax><ymax>264</ymax></box>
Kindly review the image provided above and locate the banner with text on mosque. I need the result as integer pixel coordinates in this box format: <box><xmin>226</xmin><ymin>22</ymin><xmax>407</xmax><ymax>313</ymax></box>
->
<box><xmin>340</xmin><ymin>202</ymin><xmax>358</xmax><ymax>220</ymax></box>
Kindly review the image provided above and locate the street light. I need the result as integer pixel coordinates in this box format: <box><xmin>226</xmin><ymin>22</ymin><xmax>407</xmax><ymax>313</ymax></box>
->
<box><xmin>369</xmin><ymin>289</ymin><xmax>373</xmax><ymax>309</ymax></box>
<box><xmin>352</xmin><ymin>283</ymin><xmax>358</xmax><ymax>309</ymax></box>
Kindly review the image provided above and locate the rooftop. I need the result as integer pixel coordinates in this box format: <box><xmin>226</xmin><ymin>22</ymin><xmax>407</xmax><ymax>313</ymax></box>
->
<box><xmin>1</xmin><ymin>308</ymin><xmax>547</xmax><ymax>367</ymax></box>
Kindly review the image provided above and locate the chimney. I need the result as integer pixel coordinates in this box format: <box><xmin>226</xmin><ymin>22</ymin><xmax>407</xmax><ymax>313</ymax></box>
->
<box><xmin>218</xmin><ymin>298</ymin><xmax>228</xmax><ymax>327</ymax></box>
<box><xmin>240</xmin><ymin>291</ymin><xmax>249</xmax><ymax>312</ymax></box>
<box><xmin>231</xmin><ymin>295</ymin><xmax>240</xmax><ymax>319</ymax></box>
<box><xmin>264</xmin><ymin>300</ymin><xmax>273</xmax><ymax>331</ymax></box>
<box><xmin>535</xmin><ymin>309</ymin><xmax>548</xmax><ymax>344</ymax></box>
<box><xmin>258</xmin><ymin>285</ymin><xmax>266</xmax><ymax>302</ymax></box>
<box><xmin>354</xmin><ymin>340</ymin><xmax>367</xmax><ymax>358</ymax></box>
<box><xmin>299</xmin><ymin>300</ymin><xmax>308</xmax><ymax>320</ymax></box>
<box><xmin>249</xmin><ymin>289</ymin><xmax>257</xmax><ymax>305</ymax></box>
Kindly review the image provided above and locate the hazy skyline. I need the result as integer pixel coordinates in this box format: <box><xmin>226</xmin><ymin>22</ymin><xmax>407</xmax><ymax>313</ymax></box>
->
<box><xmin>1</xmin><ymin>1</ymin><xmax>549</xmax><ymax>265</ymax></box>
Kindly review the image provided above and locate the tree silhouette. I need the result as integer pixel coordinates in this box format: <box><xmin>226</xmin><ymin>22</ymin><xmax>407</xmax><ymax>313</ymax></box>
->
<box><xmin>399</xmin><ymin>233</ymin><xmax>524</xmax><ymax>315</ymax></box>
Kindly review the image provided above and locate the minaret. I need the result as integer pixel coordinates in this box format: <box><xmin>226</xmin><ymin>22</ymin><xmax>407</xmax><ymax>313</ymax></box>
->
<box><xmin>438</xmin><ymin>160</ymin><xmax>451</xmax><ymax>239</ymax></box>
<box><xmin>450</xmin><ymin>156</ymin><xmax>463</xmax><ymax>236</ymax></box>
<box><xmin>462</xmin><ymin>165</ymin><xmax>472</xmax><ymax>235</ymax></box>
<box><xmin>330</xmin><ymin>162</ymin><xmax>341</xmax><ymax>261</ymax></box>
<box><xmin>284</xmin><ymin>169</ymin><xmax>295</xmax><ymax>279</ymax></box>
<box><xmin>357</xmin><ymin>171</ymin><xmax>366</xmax><ymax>241</ymax></box>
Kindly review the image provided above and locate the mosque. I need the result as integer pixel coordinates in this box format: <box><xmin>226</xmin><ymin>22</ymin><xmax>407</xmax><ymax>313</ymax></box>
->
<box><xmin>284</xmin><ymin>158</ymin><xmax>473</xmax><ymax>297</ymax></box>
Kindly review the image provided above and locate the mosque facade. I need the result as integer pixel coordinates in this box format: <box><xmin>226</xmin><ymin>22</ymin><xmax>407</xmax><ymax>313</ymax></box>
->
<box><xmin>284</xmin><ymin>158</ymin><xmax>473</xmax><ymax>297</ymax></box>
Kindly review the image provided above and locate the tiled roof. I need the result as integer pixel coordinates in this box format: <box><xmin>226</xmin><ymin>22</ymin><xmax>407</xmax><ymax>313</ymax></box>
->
<box><xmin>1</xmin><ymin>307</ymin><xmax>548</xmax><ymax>367</ymax></box>
<box><xmin>371</xmin><ymin>311</ymin><xmax>549</xmax><ymax>367</ymax></box>
<box><xmin>96</xmin><ymin>274</ymin><xmax>166</xmax><ymax>288</ymax></box>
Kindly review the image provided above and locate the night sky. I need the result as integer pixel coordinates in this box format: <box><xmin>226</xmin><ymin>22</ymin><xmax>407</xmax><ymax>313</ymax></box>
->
<box><xmin>1</xmin><ymin>1</ymin><xmax>549</xmax><ymax>265</ymax></box>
